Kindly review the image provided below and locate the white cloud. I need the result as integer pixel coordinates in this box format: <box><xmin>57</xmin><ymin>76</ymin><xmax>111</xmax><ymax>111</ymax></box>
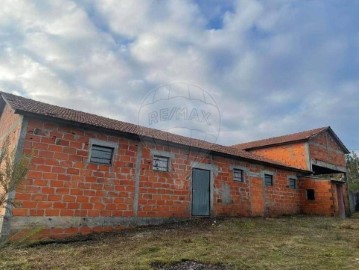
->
<box><xmin>0</xmin><ymin>0</ymin><xmax>358</xmax><ymax>150</ymax></box>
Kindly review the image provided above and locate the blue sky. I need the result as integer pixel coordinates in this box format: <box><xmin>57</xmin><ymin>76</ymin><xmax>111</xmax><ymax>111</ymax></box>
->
<box><xmin>0</xmin><ymin>0</ymin><xmax>358</xmax><ymax>151</ymax></box>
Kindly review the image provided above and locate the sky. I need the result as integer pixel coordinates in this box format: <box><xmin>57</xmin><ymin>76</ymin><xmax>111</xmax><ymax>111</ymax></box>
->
<box><xmin>0</xmin><ymin>0</ymin><xmax>358</xmax><ymax>151</ymax></box>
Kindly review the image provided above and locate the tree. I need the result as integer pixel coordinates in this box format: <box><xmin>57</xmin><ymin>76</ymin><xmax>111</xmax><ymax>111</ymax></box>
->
<box><xmin>346</xmin><ymin>151</ymin><xmax>359</xmax><ymax>191</ymax></box>
<box><xmin>0</xmin><ymin>137</ymin><xmax>31</xmax><ymax>211</ymax></box>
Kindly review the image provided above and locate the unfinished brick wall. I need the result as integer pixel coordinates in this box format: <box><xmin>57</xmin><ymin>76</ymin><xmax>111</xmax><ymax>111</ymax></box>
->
<box><xmin>248</xmin><ymin>143</ymin><xmax>308</xmax><ymax>170</ymax></box>
<box><xmin>264</xmin><ymin>170</ymin><xmax>300</xmax><ymax>217</ymax></box>
<box><xmin>14</xmin><ymin>118</ymin><xmax>137</xmax><ymax>219</ymax></box>
<box><xmin>137</xmin><ymin>144</ymin><xmax>195</xmax><ymax>218</ymax></box>
<box><xmin>309</xmin><ymin>132</ymin><xmax>346</xmax><ymax>167</ymax></box>
<box><xmin>3</xmin><ymin>115</ymin><xmax>308</xmax><ymax>239</ymax></box>
<box><xmin>212</xmin><ymin>159</ymin><xmax>301</xmax><ymax>217</ymax></box>
<box><xmin>298</xmin><ymin>177</ymin><xmax>335</xmax><ymax>216</ymax></box>
<box><xmin>211</xmin><ymin>156</ymin><xmax>252</xmax><ymax>217</ymax></box>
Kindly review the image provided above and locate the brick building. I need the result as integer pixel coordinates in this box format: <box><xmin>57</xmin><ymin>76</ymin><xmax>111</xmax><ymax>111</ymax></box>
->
<box><xmin>0</xmin><ymin>92</ymin><xmax>350</xmax><ymax>240</ymax></box>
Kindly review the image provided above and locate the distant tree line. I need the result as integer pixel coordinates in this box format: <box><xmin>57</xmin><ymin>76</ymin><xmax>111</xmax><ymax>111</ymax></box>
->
<box><xmin>346</xmin><ymin>151</ymin><xmax>359</xmax><ymax>191</ymax></box>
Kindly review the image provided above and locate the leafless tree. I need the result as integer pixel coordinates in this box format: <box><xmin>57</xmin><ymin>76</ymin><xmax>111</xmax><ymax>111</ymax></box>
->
<box><xmin>0</xmin><ymin>136</ymin><xmax>31</xmax><ymax>210</ymax></box>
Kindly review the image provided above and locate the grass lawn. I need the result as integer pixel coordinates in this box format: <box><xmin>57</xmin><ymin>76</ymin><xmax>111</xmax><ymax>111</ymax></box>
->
<box><xmin>1</xmin><ymin>214</ymin><xmax>359</xmax><ymax>269</ymax></box>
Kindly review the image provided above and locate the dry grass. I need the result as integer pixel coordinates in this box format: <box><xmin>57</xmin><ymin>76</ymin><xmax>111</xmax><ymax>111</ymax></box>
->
<box><xmin>1</xmin><ymin>214</ymin><xmax>359</xmax><ymax>269</ymax></box>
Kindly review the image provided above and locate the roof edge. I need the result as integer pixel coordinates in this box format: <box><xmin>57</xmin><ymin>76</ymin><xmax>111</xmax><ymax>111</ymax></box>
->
<box><xmin>241</xmin><ymin>138</ymin><xmax>309</xmax><ymax>151</ymax></box>
<box><xmin>15</xmin><ymin>109</ymin><xmax>311</xmax><ymax>174</ymax></box>
<box><xmin>306</xmin><ymin>126</ymin><xmax>350</xmax><ymax>154</ymax></box>
<box><xmin>326</xmin><ymin>126</ymin><xmax>350</xmax><ymax>154</ymax></box>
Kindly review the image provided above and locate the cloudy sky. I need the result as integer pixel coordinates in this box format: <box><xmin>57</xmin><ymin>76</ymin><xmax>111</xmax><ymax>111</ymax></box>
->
<box><xmin>0</xmin><ymin>0</ymin><xmax>358</xmax><ymax>151</ymax></box>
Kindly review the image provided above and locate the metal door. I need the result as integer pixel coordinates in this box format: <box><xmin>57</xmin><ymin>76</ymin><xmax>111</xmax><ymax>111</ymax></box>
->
<box><xmin>192</xmin><ymin>168</ymin><xmax>210</xmax><ymax>216</ymax></box>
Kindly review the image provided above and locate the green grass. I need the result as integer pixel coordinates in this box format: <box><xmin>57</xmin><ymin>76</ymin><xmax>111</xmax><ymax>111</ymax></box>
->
<box><xmin>349</xmin><ymin>182</ymin><xmax>359</xmax><ymax>191</ymax></box>
<box><xmin>1</xmin><ymin>214</ymin><xmax>359</xmax><ymax>269</ymax></box>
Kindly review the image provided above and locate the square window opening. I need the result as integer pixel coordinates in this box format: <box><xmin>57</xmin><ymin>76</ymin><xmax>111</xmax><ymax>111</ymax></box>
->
<box><xmin>307</xmin><ymin>189</ymin><xmax>315</xmax><ymax>200</ymax></box>
<box><xmin>153</xmin><ymin>155</ymin><xmax>169</xmax><ymax>172</ymax></box>
<box><xmin>90</xmin><ymin>144</ymin><xmax>114</xmax><ymax>165</ymax></box>
<box><xmin>264</xmin><ymin>174</ymin><xmax>273</xmax><ymax>186</ymax></box>
<box><xmin>289</xmin><ymin>178</ymin><xmax>297</xmax><ymax>189</ymax></box>
<box><xmin>233</xmin><ymin>169</ymin><xmax>244</xmax><ymax>182</ymax></box>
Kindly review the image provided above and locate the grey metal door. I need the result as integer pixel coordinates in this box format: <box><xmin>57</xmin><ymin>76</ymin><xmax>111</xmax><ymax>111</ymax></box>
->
<box><xmin>192</xmin><ymin>168</ymin><xmax>210</xmax><ymax>216</ymax></box>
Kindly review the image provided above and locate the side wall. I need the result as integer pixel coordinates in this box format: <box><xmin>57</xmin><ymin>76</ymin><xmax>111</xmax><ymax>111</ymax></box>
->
<box><xmin>7</xmin><ymin>117</ymin><xmax>302</xmax><ymax>239</ymax></box>
<box><xmin>299</xmin><ymin>177</ymin><xmax>339</xmax><ymax>216</ymax></box>
<box><xmin>0</xmin><ymin>103</ymin><xmax>24</xmax><ymax>237</ymax></box>
<box><xmin>248</xmin><ymin>143</ymin><xmax>309</xmax><ymax>170</ymax></box>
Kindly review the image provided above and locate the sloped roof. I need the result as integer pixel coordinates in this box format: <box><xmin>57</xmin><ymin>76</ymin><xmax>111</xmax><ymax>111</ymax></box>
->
<box><xmin>233</xmin><ymin>126</ymin><xmax>349</xmax><ymax>154</ymax></box>
<box><xmin>0</xmin><ymin>92</ymin><xmax>310</xmax><ymax>173</ymax></box>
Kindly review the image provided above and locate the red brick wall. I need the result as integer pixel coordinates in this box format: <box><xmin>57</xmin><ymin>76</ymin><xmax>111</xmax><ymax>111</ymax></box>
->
<box><xmin>264</xmin><ymin>170</ymin><xmax>300</xmax><ymax>216</ymax></box>
<box><xmin>249</xmin><ymin>143</ymin><xmax>308</xmax><ymax>170</ymax></box>
<box><xmin>211</xmin><ymin>156</ymin><xmax>252</xmax><ymax>217</ymax></box>
<box><xmin>14</xmin><ymin>118</ymin><xmax>137</xmax><ymax>218</ymax></box>
<box><xmin>6</xmin><ymin>117</ymin><xmax>307</xmax><ymax>238</ymax></box>
<box><xmin>137</xmin><ymin>144</ymin><xmax>194</xmax><ymax>218</ymax></box>
<box><xmin>309</xmin><ymin>132</ymin><xmax>346</xmax><ymax>167</ymax></box>
<box><xmin>299</xmin><ymin>177</ymin><xmax>335</xmax><ymax>216</ymax></box>
<box><xmin>211</xmin><ymin>160</ymin><xmax>301</xmax><ymax>217</ymax></box>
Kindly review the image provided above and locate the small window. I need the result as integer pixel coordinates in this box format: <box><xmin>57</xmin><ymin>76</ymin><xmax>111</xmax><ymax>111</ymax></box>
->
<box><xmin>307</xmin><ymin>189</ymin><xmax>315</xmax><ymax>200</ymax></box>
<box><xmin>264</xmin><ymin>174</ymin><xmax>273</xmax><ymax>186</ymax></box>
<box><xmin>153</xmin><ymin>155</ymin><xmax>169</xmax><ymax>172</ymax></box>
<box><xmin>288</xmin><ymin>178</ymin><xmax>297</xmax><ymax>189</ymax></box>
<box><xmin>90</xmin><ymin>144</ymin><xmax>114</xmax><ymax>165</ymax></box>
<box><xmin>233</xmin><ymin>169</ymin><xmax>244</xmax><ymax>182</ymax></box>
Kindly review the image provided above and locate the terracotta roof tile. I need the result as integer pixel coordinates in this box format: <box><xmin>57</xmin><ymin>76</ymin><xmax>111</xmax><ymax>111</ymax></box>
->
<box><xmin>1</xmin><ymin>92</ymin><xmax>311</xmax><ymax>172</ymax></box>
<box><xmin>232</xmin><ymin>126</ymin><xmax>349</xmax><ymax>153</ymax></box>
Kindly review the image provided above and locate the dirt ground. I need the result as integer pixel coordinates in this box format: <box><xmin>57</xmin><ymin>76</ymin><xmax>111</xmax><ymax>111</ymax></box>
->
<box><xmin>1</xmin><ymin>214</ymin><xmax>359</xmax><ymax>269</ymax></box>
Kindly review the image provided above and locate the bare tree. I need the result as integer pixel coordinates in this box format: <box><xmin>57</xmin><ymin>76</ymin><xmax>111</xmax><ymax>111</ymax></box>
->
<box><xmin>0</xmin><ymin>136</ymin><xmax>31</xmax><ymax>210</ymax></box>
<box><xmin>346</xmin><ymin>151</ymin><xmax>359</xmax><ymax>191</ymax></box>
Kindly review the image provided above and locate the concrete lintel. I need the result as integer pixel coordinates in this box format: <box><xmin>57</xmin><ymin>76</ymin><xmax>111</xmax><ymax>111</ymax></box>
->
<box><xmin>287</xmin><ymin>174</ymin><xmax>298</xmax><ymax>180</ymax></box>
<box><xmin>150</xmin><ymin>149</ymin><xmax>175</xmax><ymax>159</ymax></box>
<box><xmin>190</xmin><ymin>161</ymin><xmax>218</xmax><ymax>172</ymax></box>
<box><xmin>311</xmin><ymin>159</ymin><xmax>347</xmax><ymax>173</ymax></box>
<box><xmin>88</xmin><ymin>138</ymin><xmax>119</xmax><ymax>149</ymax></box>
<box><xmin>229</xmin><ymin>164</ymin><xmax>248</xmax><ymax>172</ymax></box>
<box><xmin>261</xmin><ymin>170</ymin><xmax>276</xmax><ymax>178</ymax></box>
<box><xmin>300</xmin><ymin>176</ymin><xmax>333</xmax><ymax>182</ymax></box>
<box><xmin>247</xmin><ymin>172</ymin><xmax>261</xmax><ymax>177</ymax></box>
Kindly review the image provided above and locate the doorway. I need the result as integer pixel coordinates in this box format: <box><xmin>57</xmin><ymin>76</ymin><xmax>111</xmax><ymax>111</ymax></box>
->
<box><xmin>192</xmin><ymin>168</ymin><xmax>210</xmax><ymax>216</ymax></box>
